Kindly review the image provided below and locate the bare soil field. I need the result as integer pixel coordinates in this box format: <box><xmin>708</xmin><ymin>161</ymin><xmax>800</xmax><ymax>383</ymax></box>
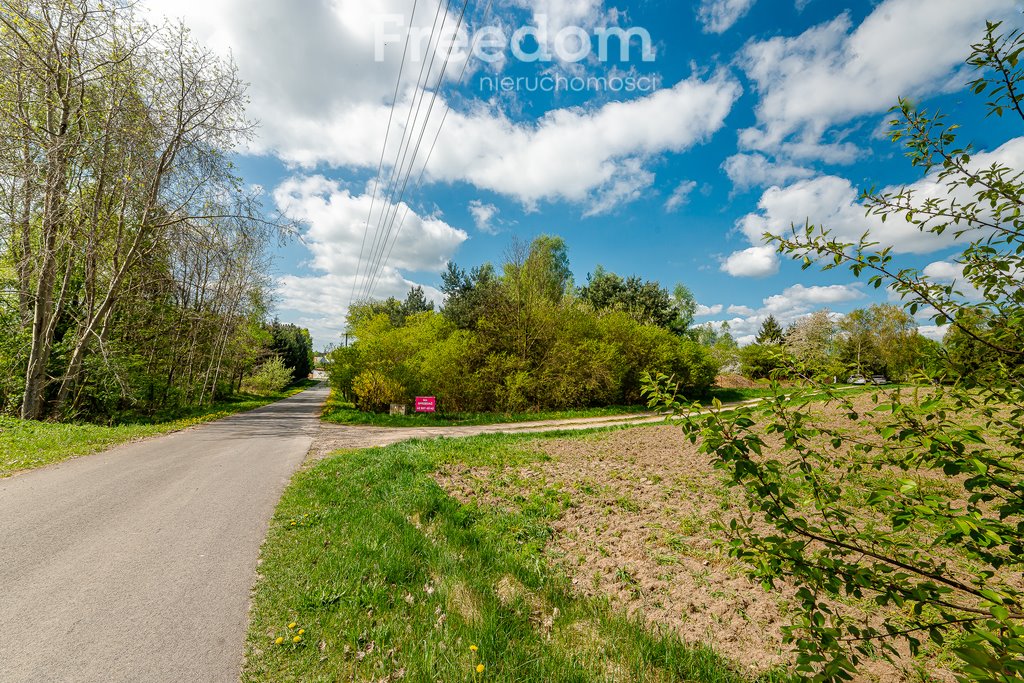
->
<box><xmin>432</xmin><ymin>394</ymin><xmax>978</xmax><ymax>682</ymax></box>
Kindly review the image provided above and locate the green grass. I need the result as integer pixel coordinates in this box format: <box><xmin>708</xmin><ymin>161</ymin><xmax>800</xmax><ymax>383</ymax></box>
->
<box><xmin>320</xmin><ymin>387</ymin><xmax>788</xmax><ymax>428</ymax></box>
<box><xmin>321</xmin><ymin>396</ymin><xmax>653</xmax><ymax>427</ymax></box>
<box><xmin>244</xmin><ymin>433</ymin><xmax>789</xmax><ymax>683</ymax></box>
<box><xmin>0</xmin><ymin>380</ymin><xmax>318</xmax><ymax>477</ymax></box>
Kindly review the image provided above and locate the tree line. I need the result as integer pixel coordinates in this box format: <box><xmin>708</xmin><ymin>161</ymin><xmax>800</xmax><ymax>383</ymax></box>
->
<box><xmin>330</xmin><ymin>236</ymin><xmax>718</xmax><ymax>413</ymax></box>
<box><xmin>734</xmin><ymin>305</ymin><xmax>936</xmax><ymax>382</ymax></box>
<box><xmin>0</xmin><ymin>1</ymin><xmax>306</xmax><ymax>420</ymax></box>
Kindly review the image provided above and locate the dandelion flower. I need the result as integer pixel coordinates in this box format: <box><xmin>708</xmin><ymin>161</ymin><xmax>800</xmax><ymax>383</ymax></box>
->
<box><xmin>476</xmin><ymin>664</ymin><xmax>485</xmax><ymax>673</ymax></box>
<box><xmin>470</xmin><ymin>645</ymin><xmax>478</xmax><ymax>652</ymax></box>
<box><xmin>293</xmin><ymin>635</ymin><xmax>302</xmax><ymax>643</ymax></box>
<box><xmin>298</xmin><ymin>629</ymin><xmax>305</xmax><ymax>635</ymax></box>
<box><xmin>288</xmin><ymin>622</ymin><xmax>297</xmax><ymax>629</ymax></box>
<box><xmin>275</xmin><ymin>637</ymin><xmax>284</xmax><ymax>645</ymax></box>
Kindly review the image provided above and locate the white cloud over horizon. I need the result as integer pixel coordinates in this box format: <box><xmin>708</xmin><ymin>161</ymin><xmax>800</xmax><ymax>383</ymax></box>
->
<box><xmin>702</xmin><ymin>283</ymin><xmax>866</xmax><ymax>344</ymax></box>
<box><xmin>723</xmin><ymin>136</ymin><xmax>1024</xmax><ymax>276</ymax></box>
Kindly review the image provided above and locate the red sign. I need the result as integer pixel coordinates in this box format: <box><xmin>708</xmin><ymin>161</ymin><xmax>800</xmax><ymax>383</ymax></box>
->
<box><xmin>415</xmin><ymin>396</ymin><xmax>436</xmax><ymax>413</ymax></box>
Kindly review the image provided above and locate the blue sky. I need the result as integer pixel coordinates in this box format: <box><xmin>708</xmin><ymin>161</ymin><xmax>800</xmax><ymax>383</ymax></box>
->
<box><xmin>149</xmin><ymin>0</ymin><xmax>1023</xmax><ymax>348</ymax></box>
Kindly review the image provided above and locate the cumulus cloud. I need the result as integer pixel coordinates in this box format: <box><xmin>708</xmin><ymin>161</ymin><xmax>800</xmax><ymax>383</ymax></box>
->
<box><xmin>722</xmin><ymin>153</ymin><xmax>814</xmax><ymax>191</ymax></box>
<box><xmin>696</xmin><ymin>303</ymin><xmax>724</xmax><ymax>316</ymax></box>
<box><xmin>721</xmin><ymin>245</ymin><xmax>780</xmax><ymax>277</ymax></box>
<box><xmin>274</xmin><ymin>175</ymin><xmax>467</xmax><ymax>276</ymax></box>
<box><xmin>918</xmin><ymin>325</ymin><xmax>951</xmax><ymax>342</ymax></box>
<box><xmin>703</xmin><ymin>283</ymin><xmax>865</xmax><ymax>344</ymax></box>
<box><xmin>697</xmin><ymin>0</ymin><xmax>757</xmax><ymax>34</ymax></box>
<box><xmin>738</xmin><ymin>0</ymin><xmax>1016</xmax><ymax>160</ymax></box>
<box><xmin>272</xmin><ymin>175</ymin><xmax>467</xmax><ymax>345</ymax></box>
<box><xmin>722</xmin><ymin>136</ymin><xmax>1024</xmax><ymax>275</ymax></box>
<box><xmin>147</xmin><ymin>0</ymin><xmax>730</xmax><ymax>214</ymax></box>
<box><xmin>664</xmin><ymin>180</ymin><xmax>698</xmax><ymax>212</ymax></box>
<box><xmin>422</xmin><ymin>73</ymin><xmax>741</xmax><ymax>211</ymax></box>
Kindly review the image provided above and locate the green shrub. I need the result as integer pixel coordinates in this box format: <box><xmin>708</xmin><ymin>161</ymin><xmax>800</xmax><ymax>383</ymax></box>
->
<box><xmin>739</xmin><ymin>343</ymin><xmax>789</xmax><ymax>380</ymax></box>
<box><xmin>351</xmin><ymin>369</ymin><xmax>406</xmax><ymax>413</ymax></box>
<box><xmin>242</xmin><ymin>357</ymin><xmax>294</xmax><ymax>395</ymax></box>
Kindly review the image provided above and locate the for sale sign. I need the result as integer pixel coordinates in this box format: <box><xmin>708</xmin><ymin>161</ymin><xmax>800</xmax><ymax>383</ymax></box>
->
<box><xmin>415</xmin><ymin>396</ymin><xmax>436</xmax><ymax>413</ymax></box>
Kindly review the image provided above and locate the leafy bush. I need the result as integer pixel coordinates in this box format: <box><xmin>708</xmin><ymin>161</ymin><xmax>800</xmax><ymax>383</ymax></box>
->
<box><xmin>242</xmin><ymin>357</ymin><xmax>294</xmax><ymax>395</ymax></box>
<box><xmin>333</xmin><ymin>239</ymin><xmax>719</xmax><ymax>415</ymax></box>
<box><xmin>739</xmin><ymin>343</ymin><xmax>790</xmax><ymax>380</ymax></box>
<box><xmin>351</xmin><ymin>369</ymin><xmax>406</xmax><ymax>413</ymax></box>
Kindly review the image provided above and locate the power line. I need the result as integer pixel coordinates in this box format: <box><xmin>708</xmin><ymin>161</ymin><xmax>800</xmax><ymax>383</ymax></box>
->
<box><xmin>364</xmin><ymin>0</ymin><xmax>495</xmax><ymax>300</ymax></box>
<box><xmin>348</xmin><ymin>0</ymin><xmax>423</xmax><ymax>314</ymax></box>
<box><xmin>361</xmin><ymin>0</ymin><xmax>479</xmax><ymax>301</ymax></box>
<box><xmin>357</xmin><ymin>0</ymin><xmax>453</xmax><ymax>302</ymax></box>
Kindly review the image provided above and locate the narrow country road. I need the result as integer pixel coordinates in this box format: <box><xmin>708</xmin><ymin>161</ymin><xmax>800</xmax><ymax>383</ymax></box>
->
<box><xmin>0</xmin><ymin>383</ymin><xmax>329</xmax><ymax>683</ymax></box>
<box><xmin>0</xmin><ymin>383</ymin><xmax>771</xmax><ymax>683</ymax></box>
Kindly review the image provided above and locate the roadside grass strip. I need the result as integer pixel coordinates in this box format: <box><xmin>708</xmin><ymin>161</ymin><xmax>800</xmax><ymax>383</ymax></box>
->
<box><xmin>0</xmin><ymin>381</ymin><xmax>318</xmax><ymax>476</ymax></box>
<box><xmin>244</xmin><ymin>433</ymin><xmax>788</xmax><ymax>683</ymax></box>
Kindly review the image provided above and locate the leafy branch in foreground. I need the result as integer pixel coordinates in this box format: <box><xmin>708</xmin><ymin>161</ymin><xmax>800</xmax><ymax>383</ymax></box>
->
<box><xmin>646</xmin><ymin>20</ymin><xmax>1023</xmax><ymax>682</ymax></box>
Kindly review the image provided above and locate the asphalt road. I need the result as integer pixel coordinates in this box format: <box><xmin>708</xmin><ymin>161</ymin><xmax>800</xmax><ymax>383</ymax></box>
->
<box><xmin>0</xmin><ymin>383</ymin><xmax>329</xmax><ymax>683</ymax></box>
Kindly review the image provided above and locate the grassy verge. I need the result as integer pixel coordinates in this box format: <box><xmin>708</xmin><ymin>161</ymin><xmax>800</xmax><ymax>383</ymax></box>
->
<box><xmin>244</xmin><ymin>433</ymin><xmax>785</xmax><ymax>683</ymax></box>
<box><xmin>0</xmin><ymin>380</ymin><xmax>319</xmax><ymax>477</ymax></box>
<box><xmin>319</xmin><ymin>387</ymin><xmax>787</xmax><ymax>428</ymax></box>
<box><xmin>321</xmin><ymin>397</ymin><xmax>652</xmax><ymax>427</ymax></box>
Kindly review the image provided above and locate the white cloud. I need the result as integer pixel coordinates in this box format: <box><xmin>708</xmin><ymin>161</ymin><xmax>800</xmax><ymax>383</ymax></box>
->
<box><xmin>271</xmin><ymin>175</ymin><xmax>467</xmax><ymax>346</ymax></box>
<box><xmin>923</xmin><ymin>260</ymin><xmax>964</xmax><ymax>281</ymax></box>
<box><xmin>723</xmin><ymin>135</ymin><xmax>1024</xmax><ymax>274</ymax></box>
<box><xmin>721</xmin><ymin>246</ymin><xmax>779</xmax><ymax>277</ymax></box>
<box><xmin>722</xmin><ymin>153</ymin><xmax>814</xmax><ymax>191</ymax></box>
<box><xmin>738</xmin><ymin>0</ymin><xmax>1016</xmax><ymax>160</ymax></box>
<box><xmin>422</xmin><ymin>73</ymin><xmax>741</xmax><ymax>211</ymax></box>
<box><xmin>918</xmin><ymin>325</ymin><xmax>950</xmax><ymax>342</ymax></box>
<box><xmin>468</xmin><ymin>200</ymin><xmax>500</xmax><ymax>234</ymax></box>
<box><xmin>583</xmin><ymin>158</ymin><xmax>656</xmax><ymax>217</ymax></box>
<box><xmin>146</xmin><ymin>0</ymin><xmax>469</xmax><ymax>157</ymax></box>
<box><xmin>664</xmin><ymin>180</ymin><xmax>698</xmax><ymax>212</ymax></box>
<box><xmin>697</xmin><ymin>0</ymin><xmax>757</xmax><ymax>34</ymax></box>
<box><xmin>146</xmin><ymin>0</ymin><xmax>729</xmax><ymax>215</ymax></box>
<box><xmin>705</xmin><ymin>283</ymin><xmax>864</xmax><ymax>344</ymax></box>
<box><xmin>274</xmin><ymin>175</ymin><xmax>467</xmax><ymax>276</ymax></box>
<box><xmin>696</xmin><ymin>303</ymin><xmax>724</xmax><ymax>316</ymax></box>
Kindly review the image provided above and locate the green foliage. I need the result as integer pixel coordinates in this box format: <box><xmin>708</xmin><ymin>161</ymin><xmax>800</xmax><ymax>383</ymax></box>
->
<box><xmin>740</xmin><ymin>343</ymin><xmax>791</xmax><ymax>380</ymax></box>
<box><xmin>755</xmin><ymin>315</ymin><xmax>785</xmax><ymax>345</ymax></box>
<box><xmin>268</xmin><ymin>321</ymin><xmax>314</xmax><ymax>382</ymax></box>
<box><xmin>243</xmin><ymin>357</ymin><xmax>295</xmax><ymax>395</ymax></box>
<box><xmin>351</xmin><ymin>369</ymin><xmax>407</xmax><ymax>413</ymax></box>
<box><xmin>0</xmin><ymin>0</ymin><xmax>287</xmax><ymax>421</ymax></box>
<box><xmin>646</xmin><ymin>22</ymin><xmax>1024</xmax><ymax>682</ymax></box>
<box><xmin>578</xmin><ymin>266</ymin><xmax>698</xmax><ymax>335</ymax></box>
<box><xmin>333</xmin><ymin>236</ymin><xmax>718</xmax><ymax>414</ymax></box>
<box><xmin>351</xmin><ymin>286</ymin><xmax>437</xmax><ymax>329</ymax></box>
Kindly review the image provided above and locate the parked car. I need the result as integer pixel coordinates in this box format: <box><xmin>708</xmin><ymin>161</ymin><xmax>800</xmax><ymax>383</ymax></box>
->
<box><xmin>847</xmin><ymin>375</ymin><xmax>868</xmax><ymax>385</ymax></box>
<box><xmin>871</xmin><ymin>375</ymin><xmax>889</xmax><ymax>385</ymax></box>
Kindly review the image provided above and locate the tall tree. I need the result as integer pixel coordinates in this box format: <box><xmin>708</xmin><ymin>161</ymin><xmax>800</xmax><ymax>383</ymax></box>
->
<box><xmin>0</xmin><ymin>1</ymin><xmax>280</xmax><ymax>419</ymax></box>
<box><xmin>755</xmin><ymin>315</ymin><xmax>785</xmax><ymax>345</ymax></box>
